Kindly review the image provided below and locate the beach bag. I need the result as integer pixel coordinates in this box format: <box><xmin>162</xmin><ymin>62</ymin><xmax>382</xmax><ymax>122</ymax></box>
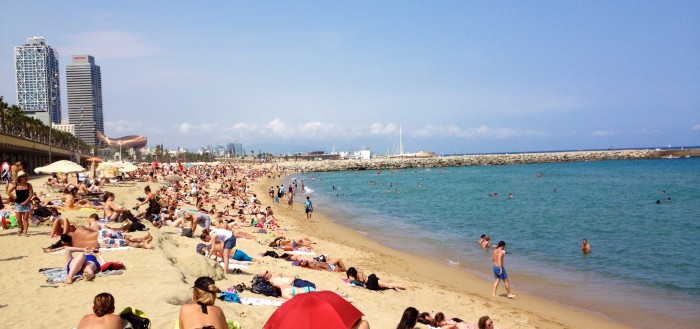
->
<box><xmin>120</xmin><ymin>307</ymin><xmax>151</xmax><ymax>329</ymax></box>
<box><xmin>156</xmin><ymin>196</ymin><xmax>167</xmax><ymax>208</ymax></box>
<box><xmin>262</xmin><ymin>250</ymin><xmax>279</xmax><ymax>258</ymax></box>
<box><xmin>293</xmin><ymin>278</ymin><xmax>316</xmax><ymax>289</ymax></box>
<box><xmin>181</xmin><ymin>228</ymin><xmax>193</xmax><ymax>237</ymax></box>
<box><xmin>129</xmin><ymin>221</ymin><xmax>146</xmax><ymax>232</ymax></box>
<box><xmin>250</xmin><ymin>275</ymin><xmax>280</xmax><ymax>297</ymax></box>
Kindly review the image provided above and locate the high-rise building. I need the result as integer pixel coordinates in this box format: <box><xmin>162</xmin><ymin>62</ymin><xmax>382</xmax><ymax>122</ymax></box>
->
<box><xmin>66</xmin><ymin>55</ymin><xmax>104</xmax><ymax>145</ymax></box>
<box><xmin>226</xmin><ymin>143</ymin><xmax>243</xmax><ymax>157</ymax></box>
<box><xmin>14</xmin><ymin>36</ymin><xmax>61</xmax><ymax>125</ymax></box>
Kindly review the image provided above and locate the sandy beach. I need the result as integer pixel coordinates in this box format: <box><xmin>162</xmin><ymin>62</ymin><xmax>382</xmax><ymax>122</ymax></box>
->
<box><xmin>0</xmin><ymin>168</ymin><xmax>632</xmax><ymax>329</ymax></box>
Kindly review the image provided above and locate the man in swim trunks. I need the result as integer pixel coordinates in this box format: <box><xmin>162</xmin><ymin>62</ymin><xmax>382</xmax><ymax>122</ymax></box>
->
<box><xmin>299</xmin><ymin>258</ymin><xmax>347</xmax><ymax>272</ymax></box>
<box><xmin>492</xmin><ymin>240</ymin><xmax>516</xmax><ymax>298</ymax></box>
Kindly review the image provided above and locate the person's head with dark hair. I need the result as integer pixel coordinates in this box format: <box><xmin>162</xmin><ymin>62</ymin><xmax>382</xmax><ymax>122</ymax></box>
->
<box><xmin>144</xmin><ymin>185</ymin><xmax>151</xmax><ymax>193</ymax></box>
<box><xmin>199</xmin><ymin>228</ymin><xmax>212</xmax><ymax>242</ymax></box>
<box><xmin>480</xmin><ymin>234</ymin><xmax>486</xmax><ymax>239</ymax></box>
<box><xmin>60</xmin><ymin>234</ymin><xmax>73</xmax><ymax>245</ymax></box>
<box><xmin>396</xmin><ymin>307</ymin><xmax>419</xmax><ymax>329</ymax></box>
<box><xmin>92</xmin><ymin>293</ymin><xmax>115</xmax><ymax>317</ymax></box>
<box><xmin>103</xmin><ymin>192</ymin><xmax>114</xmax><ymax>202</ymax></box>
<box><xmin>478</xmin><ymin>315</ymin><xmax>494</xmax><ymax>329</ymax></box>
<box><xmin>417</xmin><ymin>312</ymin><xmax>432</xmax><ymax>325</ymax></box>
<box><xmin>89</xmin><ymin>213</ymin><xmax>99</xmax><ymax>221</ymax></box>
<box><xmin>347</xmin><ymin>267</ymin><xmax>358</xmax><ymax>280</ymax></box>
<box><xmin>497</xmin><ymin>241</ymin><xmax>506</xmax><ymax>248</ymax></box>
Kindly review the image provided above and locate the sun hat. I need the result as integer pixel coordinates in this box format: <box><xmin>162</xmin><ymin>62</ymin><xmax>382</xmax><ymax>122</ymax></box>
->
<box><xmin>17</xmin><ymin>171</ymin><xmax>27</xmax><ymax>177</ymax></box>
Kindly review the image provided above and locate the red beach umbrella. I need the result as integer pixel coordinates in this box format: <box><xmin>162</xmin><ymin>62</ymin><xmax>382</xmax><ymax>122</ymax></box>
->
<box><xmin>263</xmin><ymin>291</ymin><xmax>363</xmax><ymax>329</ymax></box>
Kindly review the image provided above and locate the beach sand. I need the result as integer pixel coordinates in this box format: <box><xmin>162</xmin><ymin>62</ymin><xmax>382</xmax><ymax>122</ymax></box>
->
<box><xmin>0</xmin><ymin>172</ymin><xmax>631</xmax><ymax>328</ymax></box>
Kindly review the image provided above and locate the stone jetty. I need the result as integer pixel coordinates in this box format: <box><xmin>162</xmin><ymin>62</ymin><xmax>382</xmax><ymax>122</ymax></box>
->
<box><xmin>281</xmin><ymin>149</ymin><xmax>697</xmax><ymax>172</ymax></box>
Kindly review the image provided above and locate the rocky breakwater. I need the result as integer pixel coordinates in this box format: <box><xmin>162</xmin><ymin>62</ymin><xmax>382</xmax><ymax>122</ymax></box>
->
<box><xmin>290</xmin><ymin>149</ymin><xmax>658</xmax><ymax>172</ymax></box>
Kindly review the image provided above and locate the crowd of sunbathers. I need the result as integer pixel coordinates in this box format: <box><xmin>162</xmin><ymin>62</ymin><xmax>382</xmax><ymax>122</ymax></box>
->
<box><xmin>2</xmin><ymin>160</ymin><xmax>500</xmax><ymax>328</ymax></box>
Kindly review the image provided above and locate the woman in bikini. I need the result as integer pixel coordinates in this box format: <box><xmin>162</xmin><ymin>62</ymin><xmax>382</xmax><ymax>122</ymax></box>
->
<box><xmin>48</xmin><ymin>208</ymin><xmax>76</xmax><ymax>237</ymax></box>
<box><xmin>6</xmin><ymin>171</ymin><xmax>33</xmax><ymax>236</ymax></box>
<box><xmin>64</xmin><ymin>246</ymin><xmax>104</xmax><ymax>284</ymax></box>
<box><xmin>55</xmin><ymin>186</ymin><xmax>102</xmax><ymax>211</ymax></box>
<box><xmin>299</xmin><ymin>258</ymin><xmax>347</xmax><ymax>272</ymax></box>
<box><xmin>178</xmin><ymin>276</ymin><xmax>227</xmax><ymax>329</ymax></box>
<box><xmin>268</xmin><ymin>236</ymin><xmax>316</xmax><ymax>249</ymax></box>
<box><xmin>103</xmin><ymin>192</ymin><xmax>126</xmax><ymax>221</ymax></box>
<box><xmin>346</xmin><ymin>267</ymin><xmax>406</xmax><ymax>290</ymax></box>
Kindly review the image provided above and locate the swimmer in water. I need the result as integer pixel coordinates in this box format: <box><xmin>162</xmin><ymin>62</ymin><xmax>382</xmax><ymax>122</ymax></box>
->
<box><xmin>581</xmin><ymin>239</ymin><xmax>591</xmax><ymax>254</ymax></box>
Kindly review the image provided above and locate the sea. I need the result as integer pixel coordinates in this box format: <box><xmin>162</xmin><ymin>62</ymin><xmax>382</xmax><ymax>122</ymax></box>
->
<box><xmin>286</xmin><ymin>157</ymin><xmax>700</xmax><ymax>329</ymax></box>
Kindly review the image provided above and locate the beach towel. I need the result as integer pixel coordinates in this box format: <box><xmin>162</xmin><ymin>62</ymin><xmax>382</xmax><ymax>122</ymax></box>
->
<box><xmin>52</xmin><ymin>246</ymin><xmax>132</xmax><ymax>254</ymax></box>
<box><xmin>239</xmin><ymin>297</ymin><xmax>284</xmax><ymax>307</ymax></box>
<box><xmin>40</xmin><ymin>267</ymin><xmax>124</xmax><ymax>284</ymax></box>
<box><xmin>220</xmin><ymin>262</ymin><xmax>248</xmax><ymax>270</ymax></box>
<box><xmin>287</xmin><ymin>249</ymin><xmax>315</xmax><ymax>256</ymax></box>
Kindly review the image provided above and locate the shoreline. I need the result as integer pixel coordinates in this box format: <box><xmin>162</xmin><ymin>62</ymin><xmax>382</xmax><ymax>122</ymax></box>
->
<box><xmin>252</xmin><ymin>175</ymin><xmax>631</xmax><ymax>329</ymax></box>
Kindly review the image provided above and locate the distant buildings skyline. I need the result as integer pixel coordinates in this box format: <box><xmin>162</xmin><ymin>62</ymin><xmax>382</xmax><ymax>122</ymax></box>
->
<box><xmin>66</xmin><ymin>54</ymin><xmax>104</xmax><ymax>145</ymax></box>
<box><xmin>14</xmin><ymin>36</ymin><xmax>61</xmax><ymax>125</ymax></box>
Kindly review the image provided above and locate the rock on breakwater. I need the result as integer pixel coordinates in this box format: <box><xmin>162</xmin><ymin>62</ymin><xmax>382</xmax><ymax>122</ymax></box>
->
<box><xmin>282</xmin><ymin>149</ymin><xmax>685</xmax><ymax>172</ymax></box>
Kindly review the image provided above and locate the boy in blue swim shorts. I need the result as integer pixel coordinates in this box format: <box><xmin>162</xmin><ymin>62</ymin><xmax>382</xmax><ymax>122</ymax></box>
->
<box><xmin>491</xmin><ymin>240</ymin><xmax>516</xmax><ymax>298</ymax></box>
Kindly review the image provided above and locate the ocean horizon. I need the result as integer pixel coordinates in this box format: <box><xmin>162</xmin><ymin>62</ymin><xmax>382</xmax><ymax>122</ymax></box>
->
<box><xmin>287</xmin><ymin>157</ymin><xmax>700</xmax><ymax>329</ymax></box>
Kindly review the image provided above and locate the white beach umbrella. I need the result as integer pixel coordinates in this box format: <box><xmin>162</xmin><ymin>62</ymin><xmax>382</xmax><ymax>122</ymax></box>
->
<box><xmin>118</xmin><ymin>162</ymin><xmax>139</xmax><ymax>173</ymax></box>
<box><xmin>34</xmin><ymin>160</ymin><xmax>86</xmax><ymax>174</ymax></box>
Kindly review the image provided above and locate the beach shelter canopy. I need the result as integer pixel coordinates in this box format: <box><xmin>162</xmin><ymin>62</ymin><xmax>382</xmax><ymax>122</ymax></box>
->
<box><xmin>34</xmin><ymin>160</ymin><xmax>86</xmax><ymax>174</ymax></box>
<box><xmin>98</xmin><ymin>161</ymin><xmax>124</xmax><ymax>170</ymax></box>
<box><xmin>263</xmin><ymin>291</ymin><xmax>363</xmax><ymax>329</ymax></box>
<box><xmin>119</xmin><ymin>162</ymin><xmax>139</xmax><ymax>173</ymax></box>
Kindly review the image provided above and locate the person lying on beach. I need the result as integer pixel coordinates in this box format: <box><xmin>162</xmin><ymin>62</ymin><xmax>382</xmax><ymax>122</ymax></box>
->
<box><xmin>44</xmin><ymin>227</ymin><xmax>154</xmax><ymax>250</ymax></box>
<box><xmin>178</xmin><ymin>276</ymin><xmax>228</xmax><ymax>329</ymax></box>
<box><xmin>103</xmin><ymin>192</ymin><xmax>127</xmax><ymax>221</ymax></box>
<box><xmin>299</xmin><ymin>258</ymin><xmax>347</xmax><ymax>272</ymax></box>
<box><xmin>53</xmin><ymin>186</ymin><xmax>103</xmax><ymax>211</ymax></box>
<box><xmin>77</xmin><ymin>292</ymin><xmax>123</xmax><ymax>329</ymax></box>
<box><xmin>346</xmin><ymin>267</ymin><xmax>406</xmax><ymax>290</ymax></box>
<box><xmin>268</xmin><ymin>236</ymin><xmax>315</xmax><ymax>249</ymax></box>
<box><xmin>418</xmin><ymin>312</ymin><xmax>472</xmax><ymax>329</ymax></box>
<box><xmin>397</xmin><ymin>307</ymin><xmax>419</xmax><ymax>329</ymax></box>
<box><xmin>258</xmin><ymin>270</ymin><xmax>346</xmax><ymax>300</ymax></box>
<box><xmin>64</xmin><ymin>246</ymin><xmax>105</xmax><ymax>284</ymax></box>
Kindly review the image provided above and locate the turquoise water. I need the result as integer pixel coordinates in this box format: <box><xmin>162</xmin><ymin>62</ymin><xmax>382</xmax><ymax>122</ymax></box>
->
<box><xmin>289</xmin><ymin>158</ymin><xmax>700</xmax><ymax>328</ymax></box>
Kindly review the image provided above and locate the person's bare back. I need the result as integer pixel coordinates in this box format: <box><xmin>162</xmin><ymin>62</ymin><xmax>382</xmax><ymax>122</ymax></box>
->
<box><xmin>77</xmin><ymin>313</ymin><xmax>122</xmax><ymax>329</ymax></box>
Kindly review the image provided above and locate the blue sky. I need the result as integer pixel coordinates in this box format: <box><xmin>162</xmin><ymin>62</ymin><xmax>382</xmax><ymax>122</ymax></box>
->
<box><xmin>1</xmin><ymin>1</ymin><xmax>698</xmax><ymax>154</ymax></box>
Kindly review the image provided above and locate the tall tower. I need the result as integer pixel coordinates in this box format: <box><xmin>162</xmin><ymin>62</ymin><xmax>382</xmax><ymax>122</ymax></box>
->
<box><xmin>14</xmin><ymin>36</ymin><xmax>61</xmax><ymax>125</ymax></box>
<box><xmin>66</xmin><ymin>55</ymin><xmax>104</xmax><ymax>146</ymax></box>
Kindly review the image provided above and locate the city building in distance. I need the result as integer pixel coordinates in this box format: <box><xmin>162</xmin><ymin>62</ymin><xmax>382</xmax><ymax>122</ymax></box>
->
<box><xmin>66</xmin><ymin>55</ymin><xmax>104</xmax><ymax>145</ymax></box>
<box><xmin>14</xmin><ymin>36</ymin><xmax>61</xmax><ymax>125</ymax></box>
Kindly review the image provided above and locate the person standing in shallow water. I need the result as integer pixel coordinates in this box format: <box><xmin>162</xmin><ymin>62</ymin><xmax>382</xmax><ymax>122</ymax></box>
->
<box><xmin>304</xmin><ymin>196</ymin><xmax>313</xmax><ymax>221</ymax></box>
<box><xmin>581</xmin><ymin>239</ymin><xmax>591</xmax><ymax>254</ymax></box>
<box><xmin>492</xmin><ymin>240</ymin><xmax>516</xmax><ymax>298</ymax></box>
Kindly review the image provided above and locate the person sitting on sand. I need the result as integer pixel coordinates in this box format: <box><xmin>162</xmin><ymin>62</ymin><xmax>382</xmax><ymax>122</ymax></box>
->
<box><xmin>396</xmin><ymin>307</ymin><xmax>419</xmax><ymax>329</ymax></box>
<box><xmin>48</xmin><ymin>208</ymin><xmax>76</xmax><ymax>237</ymax></box>
<box><xmin>268</xmin><ymin>236</ymin><xmax>315</xmax><ymax>249</ymax></box>
<box><xmin>64</xmin><ymin>246</ymin><xmax>105</xmax><ymax>284</ymax></box>
<box><xmin>300</xmin><ymin>258</ymin><xmax>347</xmax><ymax>272</ymax></box>
<box><xmin>77</xmin><ymin>292</ymin><xmax>123</xmax><ymax>329</ymax></box>
<box><xmin>346</xmin><ymin>267</ymin><xmax>406</xmax><ymax>290</ymax></box>
<box><xmin>103</xmin><ymin>192</ymin><xmax>127</xmax><ymax>221</ymax></box>
<box><xmin>178</xmin><ymin>276</ymin><xmax>227</xmax><ymax>329</ymax></box>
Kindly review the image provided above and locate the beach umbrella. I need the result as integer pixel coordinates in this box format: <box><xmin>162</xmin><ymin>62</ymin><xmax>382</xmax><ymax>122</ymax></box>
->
<box><xmin>98</xmin><ymin>161</ymin><xmax>124</xmax><ymax>170</ymax></box>
<box><xmin>119</xmin><ymin>162</ymin><xmax>139</xmax><ymax>173</ymax></box>
<box><xmin>34</xmin><ymin>160</ymin><xmax>86</xmax><ymax>174</ymax></box>
<box><xmin>165</xmin><ymin>174</ymin><xmax>182</xmax><ymax>182</ymax></box>
<box><xmin>263</xmin><ymin>291</ymin><xmax>363</xmax><ymax>329</ymax></box>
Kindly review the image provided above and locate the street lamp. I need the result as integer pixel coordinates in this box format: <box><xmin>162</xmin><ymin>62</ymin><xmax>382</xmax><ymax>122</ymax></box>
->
<box><xmin>118</xmin><ymin>140</ymin><xmax>122</xmax><ymax>161</ymax></box>
<box><xmin>48</xmin><ymin>74</ymin><xmax>58</xmax><ymax>163</ymax></box>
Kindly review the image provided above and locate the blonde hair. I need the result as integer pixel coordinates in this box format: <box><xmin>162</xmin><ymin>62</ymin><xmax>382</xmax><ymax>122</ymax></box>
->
<box><xmin>193</xmin><ymin>276</ymin><xmax>218</xmax><ymax>305</ymax></box>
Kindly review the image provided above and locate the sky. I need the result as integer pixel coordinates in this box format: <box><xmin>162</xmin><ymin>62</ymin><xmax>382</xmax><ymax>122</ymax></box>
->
<box><xmin>1</xmin><ymin>1</ymin><xmax>699</xmax><ymax>155</ymax></box>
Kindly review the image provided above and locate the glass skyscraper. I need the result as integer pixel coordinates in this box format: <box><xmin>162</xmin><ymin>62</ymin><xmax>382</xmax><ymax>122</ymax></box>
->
<box><xmin>66</xmin><ymin>55</ymin><xmax>104</xmax><ymax>146</ymax></box>
<box><xmin>14</xmin><ymin>36</ymin><xmax>61</xmax><ymax>125</ymax></box>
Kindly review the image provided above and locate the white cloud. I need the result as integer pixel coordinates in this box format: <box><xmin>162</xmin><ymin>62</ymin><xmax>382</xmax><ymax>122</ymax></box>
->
<box><xmin>369</xmin><ymin>123</ymin><xmax>399</xmax><ymax>135</ymax></box>
<box><xmin>692</xmin><ymin>124</ymin><xmax>700</xmax><ymax>131</ymax></box>
<box><xmin>413</xmin><ymin>125</ymin><xmax>546</xmax><ymax>139</ymax></box>
<box><xmin>61</xmin><ymin>31</ymin><xmax>158</xmax><ymax>60</ymax></box>
<box><xmin>105</xmin><ymin>120</ymin><xmax>139</xmax><ymax>134</ymax></box>
<box><xmin>591</xmin><ymin>130</ymin><xmax>618</xmax><ymax>137</ymax></box>
<box><xmin>175</xmin><ymin>123</ymin><xmax>218</xmax><ymax>135</ymax></box>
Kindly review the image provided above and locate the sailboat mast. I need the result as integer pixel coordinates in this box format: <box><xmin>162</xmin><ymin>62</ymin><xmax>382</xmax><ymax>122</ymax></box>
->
<box><xmin>399</xmin><ymin>126</ymin><xmax>404</xmax><ymax>155</ymax></box>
